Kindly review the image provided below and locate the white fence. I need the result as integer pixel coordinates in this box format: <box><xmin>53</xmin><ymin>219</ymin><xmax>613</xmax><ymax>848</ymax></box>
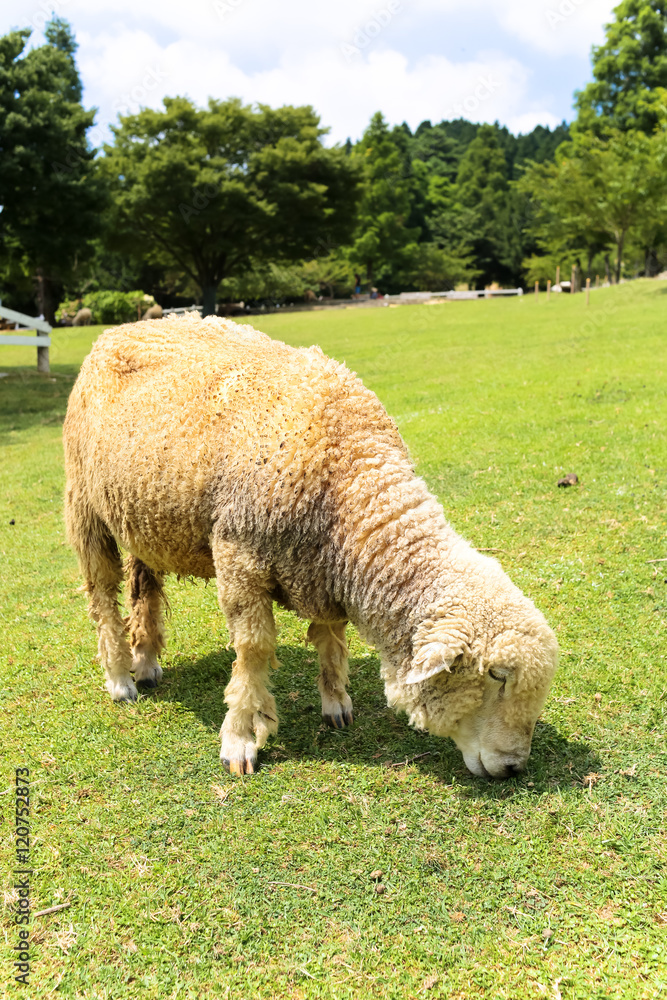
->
<box><xmin>432</xmin><ymin>288</ymin><xmax>524</xmax><ymax>301</ymax></box>
<box><xmin>161</xmin><ymin>305</ymin><xmax>201</xmax><ymax>316</ymax></box>
<box><xmin>0</xmin><ymin>305</ymin><xmax>52</xmax><ymax>372</ymax></box>
<box><xmin>387</xmin><ymin>288</ymin><xmax>524</xmax><ymax>304</ymax></box>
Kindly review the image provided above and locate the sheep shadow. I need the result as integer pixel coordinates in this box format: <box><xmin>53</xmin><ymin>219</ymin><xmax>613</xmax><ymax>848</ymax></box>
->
<box><xmin>155</xmin><ymin>642</ymin><xmax>599</xmax><ymax>800</ymax></box>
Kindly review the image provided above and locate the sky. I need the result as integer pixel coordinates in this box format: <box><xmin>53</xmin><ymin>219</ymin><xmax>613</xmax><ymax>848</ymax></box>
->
<box><xmin>4</xmin><ymin>0</ymin><xmax>618</xmax><ymax>145</ymax></box>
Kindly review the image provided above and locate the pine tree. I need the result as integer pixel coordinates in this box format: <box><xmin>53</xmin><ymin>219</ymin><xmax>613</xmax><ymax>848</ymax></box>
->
<box><xmin>348</xmin><ymin>113</ymin><xmax>420</xmax><ymax>289</ymax></box>
<box><xmin>452</xmin><ymin>125</ymin><xmax>511</xmax><ymax>286</ymax></box>
<box><xmin>0</xmin><ymin>19</ymin><xmax>103</xmax><ymax>321</ymax></box>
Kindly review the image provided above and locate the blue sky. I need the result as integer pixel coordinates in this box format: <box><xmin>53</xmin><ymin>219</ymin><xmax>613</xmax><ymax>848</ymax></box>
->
<box><xmin>3</xmin><ymin>0</ymin><xmax>617</xmax><ymax>144</ymax></box>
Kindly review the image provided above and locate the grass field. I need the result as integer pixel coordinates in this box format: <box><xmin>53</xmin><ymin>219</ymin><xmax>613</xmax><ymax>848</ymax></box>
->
<box><xmin>1</xmin><ymin>281</ymin><xmax>666</xmax><ymax>998</ymax></box>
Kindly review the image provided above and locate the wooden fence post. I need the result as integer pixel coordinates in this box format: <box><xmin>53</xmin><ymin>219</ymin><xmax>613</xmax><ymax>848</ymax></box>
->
<box><xmin>586</xmin><ymin>277</ymin><xmax>591</xmax><ymax>306</ymax></box>
<box><xmin>556</xmin><ymin>265</ymin><xmax>560</xmax><ymax>287</ymax></box>
<box><xmin>547</xmin><ymin>279</ymin><xmax>551</xmax><ymax>301</ymax></box>
<box><xmin>37</xmin><ymin>344</ymin><xmax>49</xmax><ymax>373</ymax></box>
<box><xmin>571</xmin><ymin>265</ymin><xmax>576</xmax><ymax>293</ymax></box>
<box><xmin>534</xmin><ymin>280</ymin><xmax>539</xmax><ymax>299</ymax></box>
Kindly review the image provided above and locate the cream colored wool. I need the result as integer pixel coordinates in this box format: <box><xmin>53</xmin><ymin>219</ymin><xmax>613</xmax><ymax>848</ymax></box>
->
<box><xmin>63</xmin><ymin>315</ymin><xmax>558</xmax><ymax>778</ymax></box>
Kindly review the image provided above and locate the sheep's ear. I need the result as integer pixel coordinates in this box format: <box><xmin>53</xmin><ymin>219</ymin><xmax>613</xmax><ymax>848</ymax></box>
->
<box><xmin>403</xmin><ymin>638</ymin><xmax>466</xmax><ymax>685</ymax></box>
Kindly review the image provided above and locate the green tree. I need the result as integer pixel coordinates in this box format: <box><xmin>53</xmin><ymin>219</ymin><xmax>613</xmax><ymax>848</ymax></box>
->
<box><xmin>521</xmin><ymin>129</ymin><xmax>667</xmax><ymax>283</ymax></box>
<box><xmin>518</xmin><ymin>146</ymin><xmax>610</xmax><ymax>281</ymax></box>
<box><xmin>101</xmin><ymin>98</ymin><xmax>360</xmax><ymax>316</ymax></box>
<box><xmin>451</xmin><ymin>124</ymin><xmax>511</xmax><ymax>286</ymax></box>
<box><xmin>299</xmin><ymin>251</ymin><xmax>356</xmax><ymax>298</ymax></box>
<box><xmin>591</xmin><ymin>129</ymin><xmax>667</xmax><ymax>279</ymax></box>
<box><xmin>348</xmin><ymin>112</ymin><xmax>420</xmax><ymax>289</ymax></box>
<box><xmin>0</xmin><ymin>20</ymin><xmax>103</xmax><ymax>321</ymax></box>
<box><xmin>398</xmin><ymin>243</ymin><xmax>479</xmax><ymax>291</ymax></box>
<box><xmin>576</xmin><ymin>0</ymin><xmax>667</xmax><ymax>134</ymax></box>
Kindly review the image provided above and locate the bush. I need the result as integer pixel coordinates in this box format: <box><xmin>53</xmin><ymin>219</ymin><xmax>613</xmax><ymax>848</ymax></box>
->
<box><xmin>399</xmin><ymin>243</ymin><xmax>480</xmax><ymax>292</ymax></box>
<box><xmin>299</xmin><ymin>252</ymin><xmax>356</xmax><ymax>298</ymax></box>
<box><xmin>219</xmin><ymin>263</ymin><xmax>308</xmax><ymax>304</ymax></box>
<box><xmin>56</xmin><ymin>290</ymin><xmax>155</xmax><ymax>324</ymax></box>
<box><xmin>218</xmin><ymin>252</ymin><xmax>356</xmax><ymax>304</ymax></box>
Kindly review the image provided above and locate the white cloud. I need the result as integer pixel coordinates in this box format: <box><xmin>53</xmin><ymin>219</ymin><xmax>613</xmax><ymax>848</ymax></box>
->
<box><xmin>3</xmin><ymin>0</ymin><xmax>618</xmax><ymax>141</ymax></box>
<box><xmin>496</xmin><ymin>0</ymin><xmax>617</xmax><ymax>56</ymax></box>
<box><xmin>77</xmin><ymin>32</ymin><xmax>547</xmax><ymax>145</ymax></box>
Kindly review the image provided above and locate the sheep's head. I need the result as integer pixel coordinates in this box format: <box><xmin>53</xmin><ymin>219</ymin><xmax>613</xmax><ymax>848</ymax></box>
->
<box><xmin>386</xmin><ymin>610</ymin><xmax>558</xmax><ymax>779</ymax></box>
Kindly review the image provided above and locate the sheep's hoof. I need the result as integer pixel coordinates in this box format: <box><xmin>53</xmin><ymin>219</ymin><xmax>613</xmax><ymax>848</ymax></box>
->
<box><xmin>222</xmin><ymin>755</ymin><xmax>256</xmax><ymax>776</ymax></box>
<box><xmin>132</xmin><ymin>651</ymin><xmax>163</xmax><ymax>688</ymax></box>
<box><xmin>136</xmin><ymin>675</ymin><xmax>159</xmax><ymax>690</ymax></box>
<box><xmin>324</xmin><ymin>710</ymin><xmax>353</xmax><ymax>730</ymax></box>
<box><xmin>220</xmin><ymin>727</ymin><xmax>262</xmax><ymax>775</ymax></box>
<box><xmin>106</xmin><ymin>677</ymin><xmax>138</xmax><ymax>702</ymax></box>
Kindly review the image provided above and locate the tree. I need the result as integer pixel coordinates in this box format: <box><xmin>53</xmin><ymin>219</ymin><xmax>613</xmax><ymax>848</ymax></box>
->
<box><xmin>101</xmin><ymin>98</ymin><xmax>360</xmax><ymax>316</ymax></box>
<box><xmin>398</xmin><ymin>242</ymin><xmax>479</xmax><ymax>291</ymax></box>
<box><xmin>347</xmin><ymin>112</ymin><xmax>421</xmax><ymax>289</ymax></box>
<box><xmin>520</xmin><ymin>129</ymin><xmax>667</xmax><ymax>283</ymax></box>
<box><xmin>409</xmin><ymin>119</ymin><xmax>474</xmax><ymax>181</ymax></box>
<box><xmin>300</xmin><ymin>251</ymin><xmax>356</xmax><ymax>298</ymax></box>
<box><xmin>589</xmin><ymin>129</ymin><xmax>667</xmax><ymax>280</ymax></box>
<box><xmin>518</xmin><ymin>146</ymin><xmax>610</xmax><ymax>281</ymax></box>
<box><xmin>450</xmin><ymin>124</ymin><xmax>512</xmax><ymax>287</ymax></box>
<box><xmin>576</xmin><ymin>0</ymin><xmax>667</xmax><ymax>134</ymax></box>
<box><xmin>0</xmin><ymin>20</ymin><xmax>103</xmax><ymax>321</ymax></box>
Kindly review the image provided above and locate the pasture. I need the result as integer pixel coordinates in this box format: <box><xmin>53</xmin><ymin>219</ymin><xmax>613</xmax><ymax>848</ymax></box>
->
<box><xmin>1</xmin><ymin>282</ymin><xmax>666</xmax><ymax>998</ymax></box>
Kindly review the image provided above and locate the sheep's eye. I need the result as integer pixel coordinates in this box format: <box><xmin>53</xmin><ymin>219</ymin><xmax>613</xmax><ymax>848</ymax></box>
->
<box><xmin>488</xmin><ymin>669</ymin><xmax>506</xmax><ymax>683</ymax></box>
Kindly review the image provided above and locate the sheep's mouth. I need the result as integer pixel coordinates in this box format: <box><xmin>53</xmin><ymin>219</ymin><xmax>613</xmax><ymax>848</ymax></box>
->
<box><xmin>463</xmin><ymin>750</ymin><xmax>523</xmax><ymax>781</ymax></box>
<box><xmin>461</xmin><ymin>749</ymin><xmax>491</xmax><ymax>779</ymax></box>
<box><xmin>475</xmin><ymin>757</ymin><xmax>493</xmax><ymax>780</ymax></box>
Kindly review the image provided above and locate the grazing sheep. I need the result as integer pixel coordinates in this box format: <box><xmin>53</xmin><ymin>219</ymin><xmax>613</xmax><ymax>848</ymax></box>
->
<box><xmin>217</xmin><ymin>302</ymin><xmax>245</xmax><ymax>317</ymax></box>
<box><xmin>63</xmin><ymin>316</ymin><xmax>558</xmax><ymax>778</ymax></box>
<box><xmin>142</xmin><ymin>304</ymin><xmax>163</xmax><ymax>320</ymax></box>
<box><xmin>72</xmin><ymin>307</ymin><xmax>93</xmax><ymax>326</ymax></box>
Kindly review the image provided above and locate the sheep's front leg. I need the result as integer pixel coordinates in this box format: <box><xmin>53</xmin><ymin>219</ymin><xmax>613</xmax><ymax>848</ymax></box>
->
<box><xmin>213</xmin><ymin>539</ymin><xmax>279</xmax><ymax>775</ymax></box>
<box><xmin>221</xmin><ymin>638</ymin><xmax>279</xmax><ymax>774</ymax></box>
<box><xmin>307</xmin><ymin>621</ymin><xmax>353</xmax><ymax>729</ymax></box>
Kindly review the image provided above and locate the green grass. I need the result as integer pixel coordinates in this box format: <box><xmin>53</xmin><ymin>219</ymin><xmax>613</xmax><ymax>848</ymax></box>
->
<box><xmin>1</xmin><ymin>283</ymin><xmax>666</xmax><ymax>998</ymax></box>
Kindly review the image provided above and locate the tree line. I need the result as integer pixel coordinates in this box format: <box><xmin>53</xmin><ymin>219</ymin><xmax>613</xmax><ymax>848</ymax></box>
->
<box><xmin>1</xmin><ymin>3</ymin><xmax>666</xmax><ymax>322</ymax></box>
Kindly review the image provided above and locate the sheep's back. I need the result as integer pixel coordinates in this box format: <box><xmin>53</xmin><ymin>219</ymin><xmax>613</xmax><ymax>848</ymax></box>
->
<box><xmin>64</xmin><ymin>316</ymin><xmax>406</xmax><ymax>585</ymax></box>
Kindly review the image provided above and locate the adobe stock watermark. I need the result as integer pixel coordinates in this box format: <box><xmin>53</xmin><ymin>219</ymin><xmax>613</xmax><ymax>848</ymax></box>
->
<box><xmin>110</xmin><ymin>65</ymin><xmax>168</xmax><ymax>121</ymax></box>
<box><xmin>28</xmin><ymin>0</ymin><xmax>71</xmax><ymax>33</ymax></box>
<box><xmin>341</xmin><ymin>1</ymin><xmax>402</xmax><ymax>63</ymax></box>
<box><xmin>50</xmin><ymin>63</ymin><xmax>169</xmax><ymax>179</ymax></box>
<box><xmin>180</xmin><ymin>183</ymin><xmax>219</xmax><ymax>223</ymax></box>
<box><xmin>443</xmin><ymin>74</ymin><xmax>501</xmax><ymax>120</ymax></box>
<box><xmin>546</xmin><ymin>0</ymin><xmax>587</xmax><ymax>28</ymax></box>
<box><xmin>213</xmin><ymin>0</ymin><xmax>246</xmax><ymax>18</ymax></box>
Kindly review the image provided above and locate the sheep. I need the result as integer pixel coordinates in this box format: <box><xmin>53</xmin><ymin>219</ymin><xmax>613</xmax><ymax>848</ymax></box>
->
<box><xmin>63</xmin><ymin>315</ymin><xmax>558</xmax><ymax>779</ymax></box>
<box><xmin>72</xmin><ymin>307</ymin><xmax>93</xmax><ymax>326</ymax></box>
<box><xmin>141</xmin><ymin>304</ymin><xmax>163</xmax><ymax>320</ymax></box>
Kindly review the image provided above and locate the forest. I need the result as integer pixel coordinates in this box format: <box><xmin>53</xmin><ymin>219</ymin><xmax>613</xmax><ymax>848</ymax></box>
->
<box><xmin>1</xmin><ymin>1</ymin><xmax>666</xmax><ymax>321</ymax></box>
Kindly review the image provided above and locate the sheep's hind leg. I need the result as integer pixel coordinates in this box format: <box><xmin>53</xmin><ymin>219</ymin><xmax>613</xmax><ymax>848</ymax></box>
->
<box><xmin>70</xmin><ymin>508</ymin><xmax>136</xmax><ymax>702</ymax></box>
<box><xmin>308</xmin><ymin>622</ymin><xmax>353</xmax><ymax>729</ymax></box>
<box><xmin>126</xmin><ymin>556</ymin><xmax>166</xmax><ymax>689</ymax></box>
<box><xmin>213</xmin><ymin>540</ymin><xmax>279</xmax><ymax>775</ymax></box>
